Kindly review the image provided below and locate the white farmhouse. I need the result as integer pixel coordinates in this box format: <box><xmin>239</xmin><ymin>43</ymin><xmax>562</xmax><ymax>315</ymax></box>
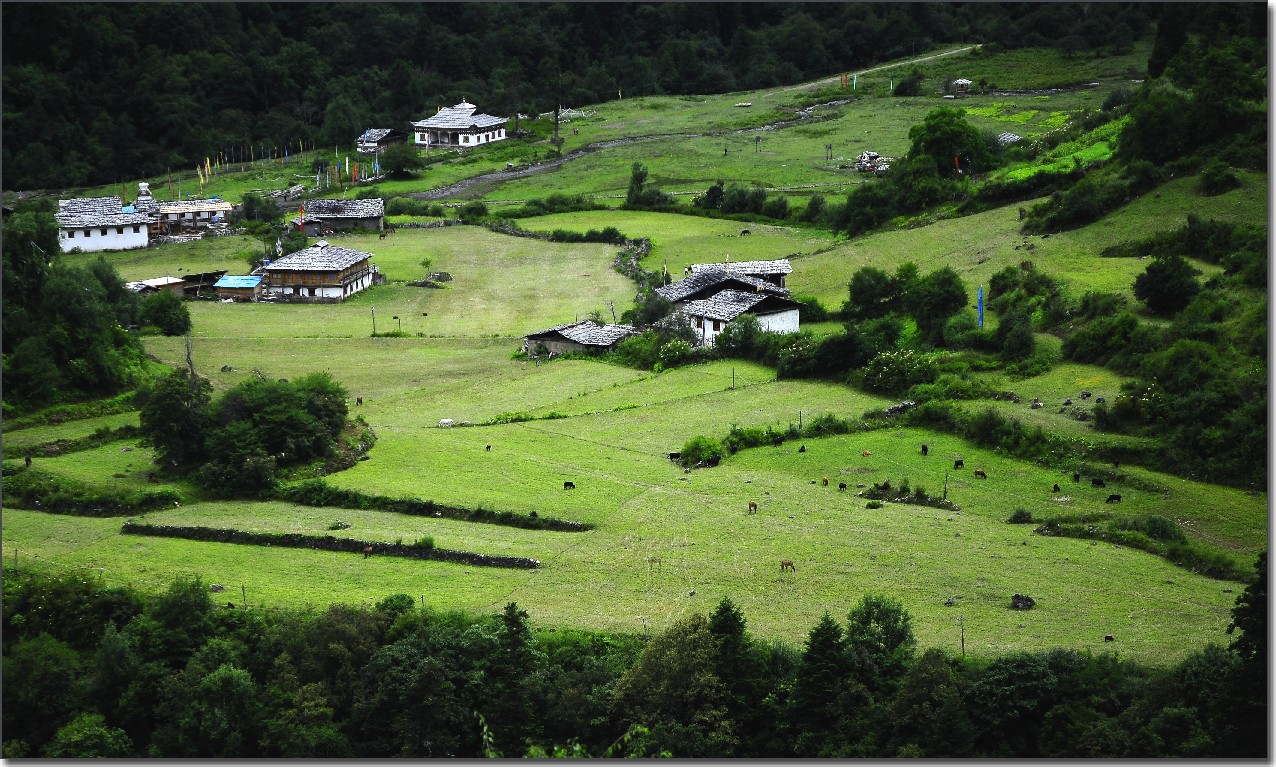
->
<box><xmin>56</xmin><ymin>196</ymin><xmax>150</xmax><ymax>253</ymax></box>
<box><xmin>680</xmin><ymin>289</ymin><xmax>801</xmax><ymax>347</ymax></box>
<box><xmin>411</xmin><ymin>101</ymin><xmax>508</xmax><ymax>149</ymax></box>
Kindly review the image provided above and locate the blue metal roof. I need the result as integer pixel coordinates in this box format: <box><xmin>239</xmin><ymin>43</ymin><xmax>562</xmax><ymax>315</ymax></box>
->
<box><xmin>214</xmin><ymin>275</ymin><xmax>262</xmax><ymax>289</ymax></box>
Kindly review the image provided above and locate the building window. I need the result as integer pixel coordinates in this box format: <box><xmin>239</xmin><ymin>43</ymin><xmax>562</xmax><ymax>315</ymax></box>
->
<box><xmin>713</xmin><ymin>320</ymin><xmax>721</xmax><ymax>332</ymax></box>
<box><xmin>132</xmin><ymin>226</ymin><xmax>140</xmax><ymax>233</ymax></box>
<box><xmin>117</xmin><ymin>227</ymin><xmax>124</xmax><ymax>234</ymax></box>
<box><xmin>101</xmin><ymin>228</ymin><xmax>108</xmax><ymax>236</ymax></box>
<box><xmin>67</xmin><ymin>230</ymin><xmax>75</xmax><ymax>238</ymax></box>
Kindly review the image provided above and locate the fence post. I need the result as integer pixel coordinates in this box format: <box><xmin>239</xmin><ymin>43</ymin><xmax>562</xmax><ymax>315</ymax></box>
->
<box><xmin>241</xmin><ymin>583</ymin><xmax>247</xmax><ymax>609</ymax></box>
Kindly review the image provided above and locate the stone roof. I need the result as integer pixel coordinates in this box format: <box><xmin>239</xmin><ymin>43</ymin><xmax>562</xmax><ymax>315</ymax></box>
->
<box><xmin>56</xmin><ymin>196</ymin><xmax>151</xmax><ymax>228</ymax></box>
<box><xmin>525</xmin><ymin>320</ymin><xmax>637</xmax><ymax>347</ymax></box>
<box><xmin>655</xmin><ymin>267</ymin><xmax>789</xmax><ymax>303</ymax></box>
<box><xmin>682</xmin><ymin>289</ymin><xmax>800</xmax><ymax>322</ymax></box>
<box><xmin>267</xmin><ymin>240</ymin><xmax>373</xmax><ymax>272</ymax></box>
<box><xmin>298</xmin><ymin>198</ymin><xmax>385</xmax><ymax>219</ymax></box>
<box><xmin>412</xmin><ymin>101</ymin><xmax>507</xmax><ymax>130</ymax></box>
<box><xmin>124</xmin><ymin>276</ymin><xmax>186</xmax><ymax>292</ymax></box>
<box><xmin>358</xmin><ymin>128</ymin><xmax>399</xmax><ymax>143</ymax></box>
<box><xmin>214</xmin><ymin>275</ymin><xmax>263</xmax><ymax>289</ymax></box>
<box><xmin>689</xmin><ymin>259</ymin><xmax>792</xmax><ymax>277</ymax></box>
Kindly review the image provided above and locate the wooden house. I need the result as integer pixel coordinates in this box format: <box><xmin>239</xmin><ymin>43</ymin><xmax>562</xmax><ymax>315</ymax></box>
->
<box><xmin>258</xmin><ymin>240</ymin><xmax>379</xmax><ymax>301</ymax></box>
<box><xmin>522</xmin><ymin>320</ymin><xmax>637</xmax><ymax>356</ymax></box>
<box><xmin>411</xmin><ymin>101</ymin><xmax>508</xmax><ymax>149</ymax></box>
<box><xmin>213</xmin><ymin>274</ymin><xmax>263</xmax><ymax>301</ymax></box>
<box><xmin>125</xmin><ymin>276</ymin><xmax>187</xmax><ymax>296</ymax></box>
<box><xmin>289</xmin><ymin>198</ymin><xmax>385</xmax><ymax>235</ymax></box>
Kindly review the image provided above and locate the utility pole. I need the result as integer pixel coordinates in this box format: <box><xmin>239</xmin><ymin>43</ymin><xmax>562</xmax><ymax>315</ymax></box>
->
<box><xmin>958</xmin><ymin>615</ymin><xmax>965</xmax><ymax>656</ymax></box>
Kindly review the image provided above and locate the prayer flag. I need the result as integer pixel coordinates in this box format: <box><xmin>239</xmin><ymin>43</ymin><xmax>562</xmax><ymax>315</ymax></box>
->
<box><xmin>978</xmin><ymin>285</ymin><xmax>984</xmax><ymax>328</ymax></box>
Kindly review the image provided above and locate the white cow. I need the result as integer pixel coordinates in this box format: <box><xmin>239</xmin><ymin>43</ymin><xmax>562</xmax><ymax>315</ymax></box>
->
<box><xmin>438</xmin><ymin>418</ymin><xmax>455</xmax><ymax>428</ymax></box>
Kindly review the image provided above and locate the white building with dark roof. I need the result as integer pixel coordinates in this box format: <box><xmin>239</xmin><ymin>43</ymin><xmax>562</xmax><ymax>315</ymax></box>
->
<box><xmin>156</xmin><ymin>198</ymin><xmax>234</xmax><ymax>233</ymax></box>
<box><xmin>523</xmin><ymin>320</ymin><xmax>638</xmax><ymax>356</ymax></box>
<box><xmin>259</xmin><ymin>240</ymin><xmax>379</xmax><ymax>301</ymax></box>
<box><xmin>290</xmin><ymin>198</ymin><xmax>385</xmax><ymax>235</ymax></box>
<box><xmin>411</xmin><ymin>101</ymin><xmax>508</xmax><ymax>149</ymax></box>
<box><xmin>680</xmin><ymin>289</ymin><xmax>801</xmax><ymax>347</ymax></box>
<box><xmin>56</xmin><ymin>196</ymin><xmax>151</xmax><ymax>252</ymax></box>
<box><xmin>655</xmin><ymin>267</ymin><xmax>790</xmax><ymax>308</ymax></box>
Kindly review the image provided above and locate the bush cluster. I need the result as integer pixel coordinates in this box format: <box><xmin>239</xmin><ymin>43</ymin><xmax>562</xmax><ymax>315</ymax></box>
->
<box><xmin>2</xmin><ymin>468</ymin><xmax>181</xmax><ymax>516</ymax></box>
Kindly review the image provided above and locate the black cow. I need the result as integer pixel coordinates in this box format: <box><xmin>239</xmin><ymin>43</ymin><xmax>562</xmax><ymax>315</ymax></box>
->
<box><xmin>1052</xmin><ymin>483</ymin><xmax>1061</xmax><ymax>493</ymax></box>
<box><xmin>1073</xmin><ymin>472</ymin><xmax>1081</xmax><ymax>483</ymax></box>
<box><xmin>485</xmin><ymin>444</ymin><xmax>492</xmax><ymax>452</ymax></box>
<box><xmin>1092</xmin><ymin>478</ymin><xmax>1106</xmax><ymax>488</ymax></box>
<box><xmin>921</xmin><ymin>444</ymin><xmax>929</xmax><ymax>456</ymax></box>
<box><xmin>563</xmin><ymin>481</ymin><xmax>576</xmax><ymax>490</ymax></box>
<box><xmin>1106</xmin><ymin>494</ymin><xmax>1122</xmax><ymax>503</ymax></box>
<box><xmin>838</xmin><ymin>482</ymin><xmax>847</xmax><ymax>491</ymax></box>
<box><xmin>798</xmin><ymin>445</ymin><xmax>806</xmax><ymax>453</ymax></box>
<box><xmin>1104</xmin><ymin>635</ymin><xmax>1115</xmax><ymax>642</ymax></box>
<box><xmin>954</xmin><ymin>459</ymin><xmax>964</xmax><ymax>469</ymax></box>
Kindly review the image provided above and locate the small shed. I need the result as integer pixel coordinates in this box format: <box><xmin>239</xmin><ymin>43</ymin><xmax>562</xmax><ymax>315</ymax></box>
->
<box><xmin>523</xmin><ymin>320</ymin><xmax>637</xmax><ymax>356</ymax></box>
<box><xmin>953</xmin><ymin>78</ymin><xmax>973</xmax><ymax>93</ymax></box>
<box><xmin>290</xmin><ymin>198</ymin><xmax>385</xmax><ymax>235</ymax></box>
<box><xmin>125</xmin><ymin>276</ymin><xmax>187</xmax><ymax>296</ymax></box>
<box><xmin>357</xmin><ymin>128</ymin><xmax>407</xmax><ymax>154</ymax></box>
<box><xmin>213</xmin><ymin>274</ymin><xmax>263</xmax><ymax>301</ymax></box>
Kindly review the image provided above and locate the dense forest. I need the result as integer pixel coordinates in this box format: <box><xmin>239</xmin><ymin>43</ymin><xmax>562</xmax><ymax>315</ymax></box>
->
<box><xmin>1</xmin><ymin>561</ymin><xmax>1265</xmax><ymax>758</ymax></box>
<box><xmin>1</xmin><ymin>1</ymin><xmax>1166</xmax><ymax>189</ymax></box>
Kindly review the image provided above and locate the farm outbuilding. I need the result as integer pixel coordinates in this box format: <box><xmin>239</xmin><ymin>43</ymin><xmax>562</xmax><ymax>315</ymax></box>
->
<box><xmin>656</xmin><ymin>266</ymin><xmax>791</xmax><ymax>309</ymax></box>
<box><xmin>679</xmin><ymin>289</ymin><xmax>801</xmax><ymax>347</ymax></box>
<box><xmin>155</xmin><ymin>198</ymin><xmax>234</xmax><ymax>234</ymax></box>
<box><xmin>523</xmin><ymin>320</ymin><xmax>637</xmax><ymax>356</ymax></box>
<box><xmin>356</xmin><ymin>128</ymin><xmax>407</xmax><ymax>154</ymax></box>
<box><xmin>213</xmin><ymin>274</ymin><xmax>263</xmax><ymax>301</ymax></box>
<box><xmin>289</xmin><ymin>198</ymin><xmax>385</xmax><ymax>235</ymax></box>
<box><xmin>124</xmin><ymin>276</ymin><xmax>187</xmax><ymax>296</ymax></box>
<box><xmin>411</xmin><ymin>101</ymin><xmax>508</xmax><ymax>149</ymax></box>
<box><xmin>258</xmin><ymin>240</ymin><xmax>381</xmax><ymax>302</ymax></box>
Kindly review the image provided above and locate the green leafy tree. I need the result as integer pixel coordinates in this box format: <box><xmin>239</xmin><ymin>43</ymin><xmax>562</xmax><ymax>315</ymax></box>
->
<box><xmin>43</xmin><ymin>713</ymin><xmax>133</xmax><ymax>758</ymax></box>
<box><xmin>845</xmin><ymin>593</ymin><xmax>917</xmax><ymax>695</ymax></box>
<box><xmin>239</xmin><ymin>192</ymin><xmax>282</xmax><ymax>224</ymax></box>
<box><xmin>905</xmin><ymin>266</ymin><xmax>969</xmax><ymax>346</ymax></box>
<box><xmin>138</xmin><ymin>368</ymin><xmax>213</xmax><ymax>469</ymax></box>
<box><xmin>886</xmin><ymin>648</ymin><xmax>973</xmax><ymax>757</ymax></box>
<box><xmin>1</xmin><ymin>211</ymin><xmax>58</xmax><ymax>353</ymax></box>
<box><xmin>906</xmin><ymin>107</ymin><xmax>993</xmax><ymax>178</ymax></box>
<box><xmin>378</xmin><ymin>142</ymin><xmax>424</xmax><ymax>178</ymax></box>
<box><xmin>2</xmin><ymin>633</ymin><xmax>86</xmax><ymax>750</ymax></box>
<box><xmin>1133</xmin><ymin>254</ymin><xmax>1201</xmax><ymax>315</ymax></box>
<box><xmin>846</xmin><ymin>266</ymin><xmax>898</xmax><ymax>319</ymax></box>
<box><xmin>625</xmin><ymin>163</ymin><xmax>674</xmax><ymax>208</ymax></box>
<box><xmin>138</xmin><ymin>290</ymin><xmax>192</xmax><ymax>336</ymax></box>
<box><xmin>175</xmin><ymin>663</ymin><xmax>262</xmax><ymax>757</ymax></box>
<box><xmin>485</xmin><ymin>603</ymin><xmax>548</xmax><ymax>753</ymax></box>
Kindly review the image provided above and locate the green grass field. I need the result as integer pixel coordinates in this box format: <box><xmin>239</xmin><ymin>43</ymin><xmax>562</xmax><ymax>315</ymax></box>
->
<box><xmin>5</xmin><ymin>42</ymin><xmax>1266</xmax><ymax>664</ymax></box>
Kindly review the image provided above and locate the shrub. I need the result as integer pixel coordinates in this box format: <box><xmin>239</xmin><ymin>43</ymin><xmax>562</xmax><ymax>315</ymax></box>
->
<box><xmin>679</xmin><ymin>435</ymin><xmax>724</xmax><ymax>467</ymax></box>
<box><xmin>137</xmin><ymin>291</ymin><xmax>191</xmax><ymax>336</ymax></box>
<box><xmin>866</xmin><ymin>500</ymin><xmax>884</xmax><ymax>509</ymax></box>
<box><xmin>658</xmin><ymin>339</ymin><xmax>695</xmax><ymax>369</ymax></box>
<box><xmin>458</xmin><ymin>201</ymin><xmax>489</xmax><ymax>220</ymax></box>
<box><xmin>1197</xmin><ymin>158</ymin><xmax>1241</xmax><ymax>196</ymax></box>
<box><xmin>1007</xmin><ymin>508</ymin><xmax>1034</xmax><ymax>524</ymax></box>
<box><xmin>862</xmin><ymin>350</ymin><xmax>939</xmax><ymax>394</ymax></box>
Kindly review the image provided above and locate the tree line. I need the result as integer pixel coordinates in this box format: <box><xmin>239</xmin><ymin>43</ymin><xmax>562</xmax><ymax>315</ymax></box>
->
<box><xmin>3</xmin><ymin>2</ymin><xmax>1158</xmax><ymax>190</ymax></box>
<box><xmin>1</xmin><ymin>556</ymin><xmax>1265</xmax><ymax>758</ymax></box>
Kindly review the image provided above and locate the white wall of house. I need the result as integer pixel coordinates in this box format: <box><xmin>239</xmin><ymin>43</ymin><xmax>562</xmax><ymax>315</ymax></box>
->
<box><xmin>59</xmin><ymin>224</ymin><xmax>148</xmax><ymax>253</ymax></box>
<box><xmin>758</xmin><ymin>309</ymin><xmax>800</xmax><ymax>335</ymax></box>
<box><xmin>260</xmin><ymin>271</ymin><xmax>375</xmax><ymax>301</ymax></box>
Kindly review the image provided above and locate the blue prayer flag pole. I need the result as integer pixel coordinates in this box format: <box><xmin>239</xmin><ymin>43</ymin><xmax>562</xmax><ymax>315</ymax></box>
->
<box><xmin>978</xmin><ymin>285</ymin><xmax>984</xmax><ymax>328</ymax></box>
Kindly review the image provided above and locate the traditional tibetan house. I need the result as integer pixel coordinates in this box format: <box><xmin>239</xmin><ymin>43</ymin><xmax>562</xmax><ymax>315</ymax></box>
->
<box><xmin>523</xmin><ymin>320</ymin><xmax>637</xmax><ymax>356</ymax></box>
<box><xmin>258</xmin><ymin>240</ymin><xmax>379</xmax><ymax>302</ymax></box>
<box><xmin>290</xmin><ymin>198</ymin><xmax>385</xmax><ymax>235</ymax></box>
<box><xmin>357</xmin><ymin>128</ymin><xmax>407</xmax><ymax>153</ymax></box>
<box><xmin>56</xmin><ymin>196</ymin><xmax>151</xmax><ymax>253</ymax></box>
<box><xmin>655</xmin><ymin>266</ymin><xmax>790</xmax><ymax>310</ymax></box>
<box><xmin>680</xmin><ymin>289</ymin><xmax>801</xmax><ymax>347</ymax></box>
<box><xmin>155</xmin><ymin>198</ymin><xmax>234</xmax><ymax>234</ymax></box>
<box><xmin>411</xmin><ymin>101</ymin><xmax>508</xmax><ymax>149</ymax></box>
<box><xmin>213</xmin><ymin>274</ymin><xmax>263</xmax><ymax>301</ymax></box>
<box><xmin>688</xmin><ymin>258</ymin><xmax>792</xmax><ymax>289</ymax></box>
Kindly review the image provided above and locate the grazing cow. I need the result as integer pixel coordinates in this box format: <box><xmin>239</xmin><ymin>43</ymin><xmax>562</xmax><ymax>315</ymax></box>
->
<box><xmin>822</xmin><ymin>477</ymin><xmax>829</xmax><ymax>487</ymax></box>
<box><xmin>563</xmin><ymin>481</ymin><xmax>576</xmax><ymax>490</ymax></box>
<box><xmin>772</xmin><ymin>436</ymin><xmax>783</xmax><ymax>447</ymax></box>
<box><xmin>748</xmin><ymin>501</ymin><xmax>758</xmax><ymax>513</ymax></box>
<box><xmin>1073</xmin><ymin>472</ymin><xmax>1081</xmax><ymax>483</ymax></box>
<box><xmin>363</xmin><ymin>545</ymin><xmax>374</xmax><ymax>559</ymax></box>
<box><xmin>356</xmin><ymin>396</ymin><xmax>363</xmax><ymax>406</ymax></box>
<box><xmin>1106</xmin><ymin>494</ymin><xmax>1122</xmax><ymax>503</ymax></box>
<box><xmin>438</xmin><ymin>418</ymin><xmax>455</xmax><ymax>427</ymax></box>
<box><xmin>954</xmin><ymin>459</ymin><xmax>965</xmax><ymax>469</ymax></box>
<box><xmin>862</xmin><ymin>450</ymin><xmax>873</xmax><ymax>457</ymax></box>
<box><xmin>1063</xmin><ymin>398</ymin><xmax>1073</xmax><ymax>406</ymax></box>
<box><xmin>838</xmin><ymin>482</ymin><xmax>847</xmax><ymax>491</ymax></box>
<box><xmin>485</xmin><ymin>445</ymin><xmax>492</xmax><ymax>452</ymax></box>
<box><xmin>798</xmin><ymin>445</ymin><xmax>806</xmax><ymax>453</ymax></box>
<box><xmin>668</xmin><ymin>452</ymin><xmax>681</xmax><ymax>461</ymax></box>
<box><xmin>1080</xmin><ymin>390</ymin><xmax>1092</xmax><ymax>399</ymax></box>
<box><xmin>974</xmin><ymin>469</ymin><xmax>988</xmax><ymax>479</ymax></box>
<box><xmin>379</xmin><ymin>230</ymin><xmax>387</xmax><ymax>239</ymax></box>
<box><xmin>387</xmin><ymin>225</ymin><xmax>397</xmax><ymax>234</ymax></box>
<box><xmin>1104</xmin><ymin>635</ymin><xmax>1115</xmax><ymax>642</ymax></box>
<box><xmin>24</xmin><ymin>453</ymin><xmax>32</xmax><ymax>468</ymax></box>
<box><xmin>1053</xmin><ymin>483</ymin><xmax>1061</xmax><ymax>493</ymax></box>
<box><xmin>1092</xmin><ymin>478</ymin><xmax>1106</xmax><ymax>488</ymax></box>
<box><xmin>780</xmin><ymin>559</ymin><xmax>796</xmax><ymax>573</ymax></box>
<box><xmin>921</xmin><ymin>444</ymin><xmax>929</xmax><ymax>456</ymax></box>
<box><xmin>740</xmin><ymin>229</ymin><xmax>751</xmax><ymax>236</ymax></box>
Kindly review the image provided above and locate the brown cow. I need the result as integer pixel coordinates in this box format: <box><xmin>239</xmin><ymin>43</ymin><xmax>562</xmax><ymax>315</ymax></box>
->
<box><xmin>780</xmin><ymin>560</ymin><xmax>796</xmax><ymax>573</ymax></box>
<box><xmin>974</xmin><ymin>469</ymin><xmax>988</xmax><ymax>479</ymax></box>
<box><xmin>363</xmin><ymin>545</ymin><xmax>374</xmax><ymax>559</ymax></box>
<box><xmin>862</xmin><ymin>450</ymin><xmax>873</xmax><ymax>457</ymax></box>
<box><xmin>822</xmin><ymin>477</ymin><xmax>829</xmax><ymax>487</ymax></box>
<box><xmin>748</xmin><ymin>501</ymin><xmax>758</xmax><ymax>513</ymax></box>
